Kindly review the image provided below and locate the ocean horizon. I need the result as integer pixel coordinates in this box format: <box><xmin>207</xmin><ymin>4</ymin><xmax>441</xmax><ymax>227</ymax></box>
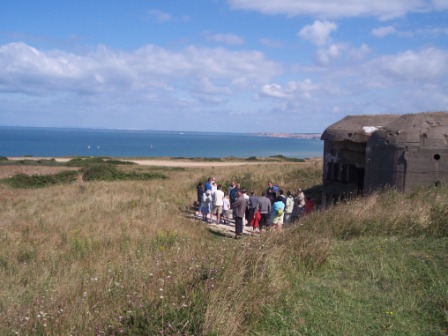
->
<box><xmin>0</xmin><ymin>126</ymin><xmax>323</xmax><ymax>159</ymax></box>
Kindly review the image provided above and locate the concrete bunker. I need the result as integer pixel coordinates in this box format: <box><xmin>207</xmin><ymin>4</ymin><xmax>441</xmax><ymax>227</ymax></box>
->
<box><xmin>321</xmin><ymin>112</ymin><xmax>448</xmax><ymax>206</ymax></box>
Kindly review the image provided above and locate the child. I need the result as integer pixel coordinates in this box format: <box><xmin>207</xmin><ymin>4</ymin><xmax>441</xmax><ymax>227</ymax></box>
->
<box><xmin>222</xmin><ymin>194</ymin><xmax>230</xmax><ymax>224</ymax></box>
<box><xmin>251</xmin><ymin>210</ymin><xmax>261</xmax><ymax>233</ymax></box>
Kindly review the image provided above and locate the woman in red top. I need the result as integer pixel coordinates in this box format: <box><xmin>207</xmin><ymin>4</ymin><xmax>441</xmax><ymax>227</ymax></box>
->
<box><xmin>304</xmin><ymin>197</ymin><xmax>315</xmax><ymax>215</ymax></box>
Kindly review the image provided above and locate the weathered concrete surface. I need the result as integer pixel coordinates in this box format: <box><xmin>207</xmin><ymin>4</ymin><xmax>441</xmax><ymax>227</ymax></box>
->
<box><xmin>321</xmin><ymin>115</ymin><xmax>402</xmax><ymax>205</ymax></box>
<box><xmin>365</xmin><ymin>112</ymin><xmax>448</xmax><ymax>192</ymax></box>
<box><xmin>321</xmin><ymin>112</ymin><xmax>448</xmax><ymax>204</ymax></box>
<box><xmin>321</xmin><ymin>115</ymin><xmax>400</xmax><ymax>143</ymax></box>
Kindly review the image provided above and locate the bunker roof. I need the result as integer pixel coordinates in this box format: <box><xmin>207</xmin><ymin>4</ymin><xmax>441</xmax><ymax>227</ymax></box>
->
<box><xmin>370</xmin><ymin>112</ymin><xmax>448</xmax><ymax>147</ymax></box>
<box><xmin>321</xmin><ymin>114</ymin><xmax>400</xmax><ymax>143</ymax></box>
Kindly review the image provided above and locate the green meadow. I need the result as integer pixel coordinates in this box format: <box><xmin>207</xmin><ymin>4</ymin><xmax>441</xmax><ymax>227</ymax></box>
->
<box><xmin>0</xmin><ymin>158</ymin><xmax>446</xmax><ymax>335</ymax></box>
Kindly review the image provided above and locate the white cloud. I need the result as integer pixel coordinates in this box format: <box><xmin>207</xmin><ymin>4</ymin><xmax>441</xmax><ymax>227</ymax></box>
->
<box><xmin>416</xmin><ymin>27</ymin><xmax>448</xmax><ymax>36</ymax></box>
<box><xmin>262</xmin><ymin>83</ymin><xmax>290</xmax><ymax>98</ymax></box>
<box><xmin>261</xmin><ymin>79</ymin><xmax>319</xmax><ymax>100</ymax></box>
<box><xmin>372</xmin><ymin>25</ymin><xmax>448</xmax><ymax>39</ymax></box>
<box><xmin>194</xmin><ymin>77</ymin><xmax>232</xmax><ymax>95</ymax></box>
<box><xmin>0</xmin><ymin>42</ymin><xmax>282</xmax><ymax>97</ymax></box>
<box><xmin>298</xmin><ymin>21</ymin><xmax>337</xmax><ymax>46</ymax></box>
<box><xmin>372</xmin><ymin>25</ymin><xmax>397</xmax><ymax>37</ymax></box>
<box><xmin>372</xmin><ymin>47</ymin><xmax>448</xmax><ymax>82</ymax></box>
<box><xmin>313</xmin><ymin>43</ymin><xmax>370</xmax><ymax>67</ymax></box>
<box><xmin>315</xmin><ymin>44</ymin><xmax>341</xmax><ymax>66</ymax></box>
<box><xmin>205</xmin><ymin>32</ymin><xmax>245</xmax><ymax>45</ymax></box>
<box><xmin>432</xmin><ymin>0</ymin><xmax>448</xmax><ymax>10</ymax></box>
<box><xmin>228</xmin><ymin>0</ymin><xmax>437</xmax><ymax>20</ymax></box>
<box><xmin>147</xmin><ymin>9</ymin><xmax>172</xmax><ymax>22</ymax></box>
<box><xmin>257</xmin><ymin>46</ymin><xmax>448</xmax><ymax>124</ymax></box>
<box><xmin>348</xmin><ymin>43</ymin><xmax>371</xmax><ymax>61</ymax></box>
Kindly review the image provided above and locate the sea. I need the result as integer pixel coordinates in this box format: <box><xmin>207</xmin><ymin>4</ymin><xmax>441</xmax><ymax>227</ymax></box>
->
<box><xmin>0</xmin><ymin>126</ymin><xmax>323</xmax><ymax>159</ymax></box>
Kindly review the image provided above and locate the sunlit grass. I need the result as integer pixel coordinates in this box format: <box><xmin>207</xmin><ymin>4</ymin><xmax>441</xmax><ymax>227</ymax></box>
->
<box><xmin>0</xmin><ymin>160</ymin><xmax>446</xmax><ymax>335</ymax></box>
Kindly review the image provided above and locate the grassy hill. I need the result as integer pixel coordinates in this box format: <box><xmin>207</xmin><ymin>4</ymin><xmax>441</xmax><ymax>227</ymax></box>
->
<box><xmin>0</xmin><ymin>159</ymin><xmax>446</xmax><ymax>335</ymax></box>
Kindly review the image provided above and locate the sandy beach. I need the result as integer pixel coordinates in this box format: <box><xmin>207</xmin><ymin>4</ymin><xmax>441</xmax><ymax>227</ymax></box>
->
<box><xmin>6</xmin><ymin>156</ymin><xmax>283</xmax><ymax>167</ymax></box>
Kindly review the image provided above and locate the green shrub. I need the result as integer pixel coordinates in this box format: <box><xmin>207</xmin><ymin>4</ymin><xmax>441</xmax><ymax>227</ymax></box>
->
<box><xmin>269</xmin><ymin>154</ymin><xmax>305</xmax><ymax>162</ymax></box>
<box><xmin>0</xmin><ymin>158</ymin><xmax>61</xmax><ymax>166</ymax></box>
<box><xmin>81</xmin><ymin>164</ymin><xmax>167</xmax><ymax>181</ymax></box>
<box><xmin>4</xmin><ymin>171</ymin><xmax>78</xmax><ymax>188</ymax></box>
<box><xmin>66</xmin><ymin>157</ymin><xmax>135</xmax><ymax>167</ymax></box>
<box><xmin>227</xmin><ymin>172</ymin><xmax>257</xmax><ymax>192</ymax></box>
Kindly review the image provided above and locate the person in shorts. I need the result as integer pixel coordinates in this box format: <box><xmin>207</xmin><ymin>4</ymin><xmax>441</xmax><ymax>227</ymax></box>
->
<box><xmin>212</xmin><ymin>184</ymin><xmax>225</xmax><ymax>224</ymax></box>
<box><xmin>271</xmin><ymin>197</ymin><xmax>285</xmax><ymax>231</ymax></box>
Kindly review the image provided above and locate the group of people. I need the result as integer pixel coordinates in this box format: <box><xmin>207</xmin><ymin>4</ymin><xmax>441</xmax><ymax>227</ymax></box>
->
<box><xmin>196</xmin><ymin>177</ymin><xmax>315</xmax><ymax>238</ymax></box>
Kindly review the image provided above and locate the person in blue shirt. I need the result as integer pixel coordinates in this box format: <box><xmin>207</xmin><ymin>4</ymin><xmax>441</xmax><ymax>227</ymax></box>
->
<box><xmin>271</xmin><ymin>197</ymin><xmax>286</xmax><ymax>231</ymax></box>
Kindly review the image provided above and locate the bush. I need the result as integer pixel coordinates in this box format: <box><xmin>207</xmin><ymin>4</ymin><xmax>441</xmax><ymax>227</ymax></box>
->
<box><xmin>4</xmin><ymin>171</ymin><xmax>78</xmax><ymax>188</ymax></box>
<box><xmin>0</xmin><ymin>158</ymin><xmax>61</xmax><ymax>166</ymax></box>
<box><xmin>269</xmin><ymin>155</ymin><xmax>305</xmax><ymax>162</ymax></box>
<box><xmin>227</xmin><ymin>172</ymin><xmax>257</xmax><ymax>192</ymax></box>
<box><xmin>66</xmin><ymin>157</ymin><xmax>135</xmax><ymax>167</ymax></box>
<box><xmin>81</xmin><ymin>164</ymin><xmax>167</xmax><ymax>182</ymax></box>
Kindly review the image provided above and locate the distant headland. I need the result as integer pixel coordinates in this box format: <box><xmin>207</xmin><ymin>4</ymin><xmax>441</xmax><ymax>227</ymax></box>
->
<box><xmin>251</xmin><ymin>132</ymin><xmax>322</xmax><ymax>140</ymax></box>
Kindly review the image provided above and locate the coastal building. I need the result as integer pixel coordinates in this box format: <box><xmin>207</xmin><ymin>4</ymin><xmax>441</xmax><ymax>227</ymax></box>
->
<box><xmin>321</xmin><ymin>111</ymin><xmax>448</xmax><ymax>206</ymax></box>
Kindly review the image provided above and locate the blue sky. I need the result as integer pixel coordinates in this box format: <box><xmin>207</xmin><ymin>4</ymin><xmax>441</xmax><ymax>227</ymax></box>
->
<box><xmin>1</xmin><ymin>0</ymin><xmax>447</xmax><ymax>133</ymax></box>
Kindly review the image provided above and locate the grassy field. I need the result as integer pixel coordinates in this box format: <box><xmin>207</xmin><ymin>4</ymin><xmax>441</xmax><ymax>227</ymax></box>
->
<box><xmin>0</xmin><ymin>159</ymin><xmax>446</xmax><ymax>335</ymax></box>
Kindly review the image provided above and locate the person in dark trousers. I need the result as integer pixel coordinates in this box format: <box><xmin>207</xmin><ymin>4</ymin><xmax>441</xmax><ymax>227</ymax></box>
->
<box><xmin>229</xmin><ymin>183</ymin><xmax>240</xmax><ymax>219</ymax></box>
<box><xmin>196</xmin><ymin>182</ymin><xmax>204</xmax><ymax>210</ymax></box>
<box><xmin>257</xmin><ymin>191</ymin><xmax>272</xmax><ymax>231</ymax></box>
<box><xmin>231</xmin><ymin>190</ymin><xmax>247</xmax><ymax>239</ymax></box>
<box><xmin>248</xmin><ymin>191</ymin><xmax>259</xmax><ymax>227</ymax></box>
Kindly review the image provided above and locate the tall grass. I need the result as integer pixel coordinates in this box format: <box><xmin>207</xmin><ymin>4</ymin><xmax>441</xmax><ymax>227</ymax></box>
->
<box><xmin>0</xmin><ymin>160</ymin><xmax>446</xmax><ymax>335</ymax></box>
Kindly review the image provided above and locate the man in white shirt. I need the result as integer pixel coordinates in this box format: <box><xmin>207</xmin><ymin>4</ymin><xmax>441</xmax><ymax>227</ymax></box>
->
<box><xmin>212</xmin><ymin>184</ymin><xmax>225</xmax><ymax>224</ymax></box>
